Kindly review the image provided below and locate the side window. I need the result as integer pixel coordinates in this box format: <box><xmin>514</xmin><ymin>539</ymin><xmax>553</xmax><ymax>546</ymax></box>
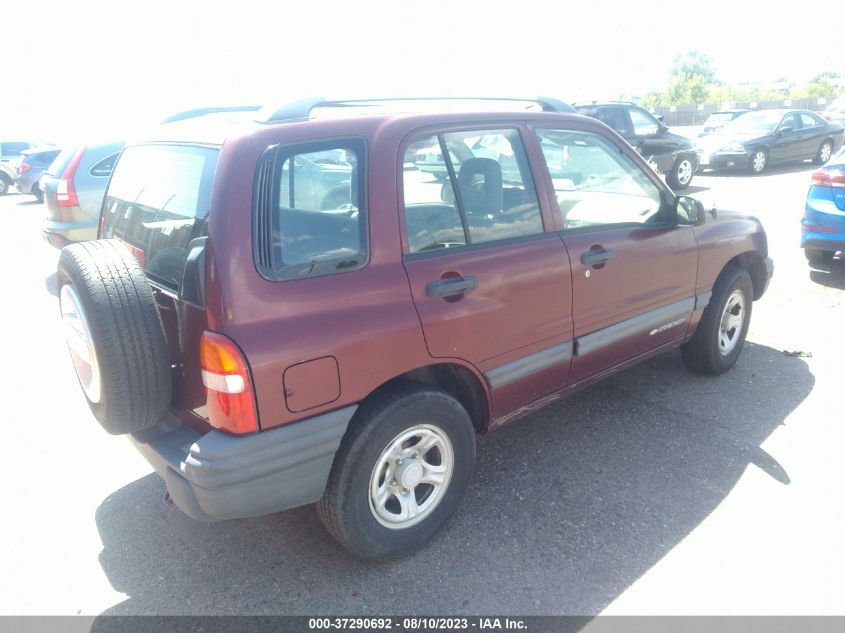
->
<box><xmin>402</xmin><ymin>128</ymin><xmax>544</xmax><ymax>254</ymax></box>
<box><xmin>535</xmin><ymin>128</ymin><xmax>666</xmax><ymax>230</ymax></box>
<box><xmin>628</xmin><ymin>108</ymin><xmax>659</xmax><ymax>136</ymax></box>
<box><xmin>780</xmin><ymin>113</ymin><xmax>799</xmax><ymax>131</ymax></box>
<box><xmin>1</xmin><ymin>142</ymin><xmax>30</xmax><ymax>157</ymax></box>
<box><xmin>596</xmin><ymin>107</ymin><xmax>629</xmax><ymax>135</ymax></box>
<box><xmin>256</xmin><ymin>140</ymin><xmax>366</xmax><ymax>280</ymax></box>
<box><xmin>90</xmin><ymin>153</ymin><xmax>118</xmax><ymax>177</ymax></box>
<box><xmin>800</xmin><ymin>113</ymin><xmax>819</xmax><ymax>129</ymax></box>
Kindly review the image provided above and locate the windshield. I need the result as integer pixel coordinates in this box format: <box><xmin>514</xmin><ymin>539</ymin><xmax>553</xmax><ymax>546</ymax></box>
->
<box><xmin>722</xmin><ymin>111</ymin><xmax>783</xmax><ymax>135</ymax></box>
<box><xmin>705</xmin><ymin>113</ymin><xmax>737</xmax><ymax>125</ymax></box>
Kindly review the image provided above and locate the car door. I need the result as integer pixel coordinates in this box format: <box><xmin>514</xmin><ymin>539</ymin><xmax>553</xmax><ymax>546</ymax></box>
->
<box><xmin>531</xmin><ymin>125</ymin><xmax>699</xmax><ymax>384</ymax></box>
<box><xmin>400</xmin><ymin>125</ymin><xmax>575</xmax><ymax>416</ymax></box>
<box><xmin>625</xmin><ymin>106</ymin><xmax>677</xmax><ymax>173</ymax></box>
<box><xmin>798</xmin><ymin>112</ymin><xmax>827</xmax><ymax>159</ymax></box>
<box><xmin>771</xmin><ymin>113</ymin><xmax>802</xmax><ymax>163</ymax></box>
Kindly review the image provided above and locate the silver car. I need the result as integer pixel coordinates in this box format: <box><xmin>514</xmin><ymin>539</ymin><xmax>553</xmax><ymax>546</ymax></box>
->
<box><xmin>40</xmin><ymin>141</ymin><xmax>123</xmax><ymax>247</ymax></box>
<box><xmin>0</xmin><ymin>140</ymin><xmax>35</xmax><ymax>195</ymax></box>
<box><xmin>14</xmin><ymin>147</ymin><xmax>61</xmax><ymax>201</ymax></box>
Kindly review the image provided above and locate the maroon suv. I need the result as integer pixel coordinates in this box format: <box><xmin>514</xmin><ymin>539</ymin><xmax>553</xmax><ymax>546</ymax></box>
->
<box><xmin>57</xmin><ymin>97</ymin><xmax>773</xmax><ymax>559</ymax></box>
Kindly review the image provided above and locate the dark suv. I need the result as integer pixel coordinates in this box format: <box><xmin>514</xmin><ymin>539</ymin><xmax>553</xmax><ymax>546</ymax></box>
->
<box><xmin>575</xmin><ymin>101</ymin><xmax>699</xmax><ymax>190</ymax></box>
<box><xmin>57</xmin><ymin>97</ymin><xmax>772</xmax><ymax>559</ymax></box>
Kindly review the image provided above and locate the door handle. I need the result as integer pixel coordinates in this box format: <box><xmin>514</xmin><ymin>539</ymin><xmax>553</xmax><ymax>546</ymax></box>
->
<box><xmin>426</xmin><ymin>276</ymin><xmax>478</xmax><ymax>298</ymax></box>
<box><xmin>580</xmin><ymin>248</ymin><xmax>615</xmax><ymax>267</ymax></box>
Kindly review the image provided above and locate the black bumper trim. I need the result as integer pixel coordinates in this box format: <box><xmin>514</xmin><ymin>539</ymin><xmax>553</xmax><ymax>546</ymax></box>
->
<box><xmin>130</xmin><ymin>405</ymin><xmax>357</xmax><ymax>522</ymax></box>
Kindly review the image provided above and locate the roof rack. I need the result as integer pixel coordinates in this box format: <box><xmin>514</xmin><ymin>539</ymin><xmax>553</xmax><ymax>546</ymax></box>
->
<box><xmin>256</xmin><ymin>96</ymin><xmax>576</xmax><ymax>124</ymax></box>
<box><xmin>160</xmin><ymin>105</ymin><xmax>263</xmax><ymax>124</ymax></box>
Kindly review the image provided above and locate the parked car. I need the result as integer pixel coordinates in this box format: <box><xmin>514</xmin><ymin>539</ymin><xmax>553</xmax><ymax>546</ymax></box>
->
<box><xmin>821</xmin><ymin>94</ymin><xmax>845</xmax><ymax>126</ymax></box>
<box><xmin>0</xmin><ymin>140</ymin><xmax>36</xmax><ymax>195</ymax></box>
<box><xmin>14</xmin><ymin>147</ymin><xmax>61</xmax><ymax>201</ymax></box>
<box><xmin>57</xmin><ymin>97</ymin><xmax>773</xmax><ymax>560</ymax></box>
<box><xmin>40</xmin><ymin>141</ymin><xmax>124</xmax><ymax>247</ymax></box>
<box><xmin>697</xmin><ymin>109</ymin><xmax>844</xmax><ymax>174</ymax></box>
<box><xmin>801</xmin><ymin>146</ymin><xmax>845</xmax><ymax>264</ymax></box>
<box><xmin>573</xmin><ymin>101</ymin><xmax>699</xmax><ymax>189</ymax></box>
<box><xmin>699</xmin><ymin>109</ymin><xmax>749</xmax><ymax>137</ymax></box>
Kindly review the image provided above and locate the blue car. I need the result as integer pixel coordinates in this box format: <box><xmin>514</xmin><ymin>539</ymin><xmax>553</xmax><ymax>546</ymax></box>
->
<box><xmin>802</xmin><ymin>147</ymin><xmax>845</xmax><ymax>264</ymax></box>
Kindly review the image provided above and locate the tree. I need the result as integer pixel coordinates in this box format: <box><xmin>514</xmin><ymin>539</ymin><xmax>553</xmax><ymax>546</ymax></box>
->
<box><xmin>670</xmin><ymin>50</ymin><xmax>716</xmax><ymax>84</ymax></box>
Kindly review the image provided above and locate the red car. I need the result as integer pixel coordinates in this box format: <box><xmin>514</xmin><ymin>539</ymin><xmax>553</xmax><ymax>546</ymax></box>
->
<box><xmin>57</xmin><ymin>97</ymin><xmax>773</xmax><ymax>559</ymax></box>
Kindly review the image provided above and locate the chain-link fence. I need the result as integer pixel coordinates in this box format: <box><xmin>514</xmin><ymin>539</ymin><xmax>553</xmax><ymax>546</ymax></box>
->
<box><xmin>648</xmin><ymin>96</ymin><xmax>838</xmax><ymax>126</ymax></box>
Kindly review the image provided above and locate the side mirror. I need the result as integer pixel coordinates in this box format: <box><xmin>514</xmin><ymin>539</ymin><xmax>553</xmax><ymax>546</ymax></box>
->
<box><xmin>675</xmin><ymin>195</ymin><xmax>707</xmax><ymax>226</ymax></box>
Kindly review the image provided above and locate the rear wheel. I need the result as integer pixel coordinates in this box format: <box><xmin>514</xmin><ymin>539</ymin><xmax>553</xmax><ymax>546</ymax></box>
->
<box><xmin>57</xmin><ymin>240</ymin><xmax>172</xmax><ymax>435</ymax></box>
<box><xmin>814</xmin><ymin>140</ymin><xmax>833</xmax><ymax>165</ymax></box>
<box><xmin>667</xmin><ymin>156</ymin><xmax>694</xmax><ymax>189</ymax></box>
<box><xmin>681</xmin><ymin>265</ymin><xmax>753</xmax><ymax>375</ymax></box>
<box><xmin>804</xmin><ymin>247</ymin><xmax>834</xmax><ymax>264</ymax></box>
<box><xmin>32</xmin><ymin>183</ymin><xmax>43</xmax><ymax>202</ymax></box>
<box><xmin>749</xmin><ymin>149</ymin><xmax>767</xmax><ymax>174</ymax></box>
<box><xmin>317</xmin><ymin>382</ymin><xmax>475</xmax><ymax>559</ymax></box>
<box><xmin>0</xmin><ymin>173</ymin><xmax>10</xmax><ymax>195</ymax></box>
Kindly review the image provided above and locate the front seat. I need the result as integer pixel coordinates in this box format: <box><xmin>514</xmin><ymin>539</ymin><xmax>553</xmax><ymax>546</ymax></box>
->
<box><xmin>457</xmin><ymin>158</ymin><xmax>503</xmax><ymax>217</ymax></box>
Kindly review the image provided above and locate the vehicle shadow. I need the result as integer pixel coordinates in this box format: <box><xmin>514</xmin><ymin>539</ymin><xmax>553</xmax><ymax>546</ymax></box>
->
<box><xmin>92</xmin><ymin>342</ymin><xmax>812</xmax><ymax>618</ymax></box>
<box><xmin>679</xmin><ymin>184</ymin><xmax>709</xmax><ymax>195</ymax></box>
<box><xmin>15</xmin><ymin>196</ymin><xmax>41</xmax><ymax>206</ymax></box>
<box><xmin>702</xmin><ymin>161</ymin><xmax>817</xmax><ymax>179</ymax></box>
<box><xmin>808</xmin><ymin>256</ymin><xmax>845</xmax><ymax>289</ymax></box>
<box><xmin>45</xmin><ymin>272</ymin><xmax>58</xmax><ymax>297</ymax></box>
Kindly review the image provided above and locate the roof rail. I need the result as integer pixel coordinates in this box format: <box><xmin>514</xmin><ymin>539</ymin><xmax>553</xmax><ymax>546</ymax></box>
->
<box><xmin>256</xmin><ymin>96</ymin><xmax>576</xmax><ymax>123</ymax></box>
<box><xmin>160</xmin><ymin>105</ymin><xmax>263</xmax><ymax>124</ymax></box>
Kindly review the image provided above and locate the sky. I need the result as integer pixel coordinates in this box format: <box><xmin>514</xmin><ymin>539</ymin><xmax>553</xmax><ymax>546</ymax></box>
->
<box><xmin>3</xmin><ymin>0</ymin><xmax>843</xmax><ymax>144</ymax></box>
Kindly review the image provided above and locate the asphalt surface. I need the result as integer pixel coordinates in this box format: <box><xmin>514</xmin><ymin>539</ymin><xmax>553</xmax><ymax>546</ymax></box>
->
<box><xmin>1</xmin><ymin>161</ymin><xmax>843</xmax><ymax>617</ymax></box>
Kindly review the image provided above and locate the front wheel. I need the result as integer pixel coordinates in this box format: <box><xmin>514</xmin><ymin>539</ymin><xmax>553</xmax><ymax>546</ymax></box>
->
<box><xmin>681</xmin><ymin>265</ymin><xmax>753</xmax><ymax>375</ymax></box>
<box><xmin>749</xmin><ymin>149</ymin><xmax>767</xmax><ymax>174</ymax></box>
<box><xmin>317</xmin><ymin>382</ymin><xmax>476</xmax><ymax>559</ymax></box>
<box><xmin>667</xmin><ymin>156</ymin><xmax>694</xmax><ymax>189</ymax></box>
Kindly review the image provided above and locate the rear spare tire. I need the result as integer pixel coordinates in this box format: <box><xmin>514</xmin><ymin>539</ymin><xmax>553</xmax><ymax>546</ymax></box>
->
<box><xmin>57</xmin><ymin>240</ymin><xmax>171</xmax><ymax>435</ymax></box>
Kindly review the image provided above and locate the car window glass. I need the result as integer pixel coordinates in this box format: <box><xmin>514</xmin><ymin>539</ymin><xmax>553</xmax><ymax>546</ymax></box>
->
<box><xmin>780</xmin><ymin>113</ymin><xmax>799</xmax><ymax>131</ymax></box>
<box><xmin>628</xmin><ymin>108</ymin><xmax>659</xmax><ymax>136</ymax></box>
<box><xmin>90</xmin><ymin>153</ymin><xmax>118</xmax><ymax>177</ymax></box>
<box><xmin>596</xmin><ymin>108</ymin><xmax>628</xmax><ymax>134</ymax></box>
<box><xmin>268</xmin><ymin>142</ymin><xmax>365</xmax><ymax>279</ymax></box>
<box><xmin>800</xmin><ymin>113</ymin><xmax>819</xmax><ymax>128</ymax></box>
<box><xmin>1</xmin><ymin>142</ymin><xmax>30</xmax><ymax>156</ymax></box>
<box><xmin>402</xmin><ymin>129</ymin><xmax>544</xmax><ymax>254</ymax></box>
<box><xmin>403</xmin><ymin>135</ymin><xmax>466</xmax><ymax>253</ymax></box>
<box><xmin>535</xmin><ymin>128</ymin><xmax>665</xmax><ymax>230</ymax></box>
<box><xmin>35</xmin><ymin>151</ymin><xmax>60</xmax><ymax>165</ymax></box>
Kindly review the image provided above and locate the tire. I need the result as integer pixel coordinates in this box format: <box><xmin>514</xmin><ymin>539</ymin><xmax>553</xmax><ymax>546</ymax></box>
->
<box><xmin>814</xmin><ymin>140</ymin><xmax>833</xmax><ymax>165</ymax></box>
<box><xmin>681</xmin><ymin>265</ymin><xmax>753</xmax><ymax>375</ymax></box>
<box><xmin>748</xmin><ymin>149</ymin><xmax>767</xmax><ymax>174</ymax></box>
<box><xmin>317</xmin><ymin>382</ymin><xmax>476</xmax><ymax>559</ymax></box>
<box><xmin>57</xmin><ymin>240</ymin><xmax>172</xmax><ymax>435</ymax></box>
<box><xmin>804</xmin><ymin>247</ymin><xmax>834</xmax><ymax>264</ymax></box>
<box><xmin>0</xmin><ymin>173</ymin><xmax>10</xmax><ymax>196</ymax></box>
<box><xmin>32</xmin><ymin>184</ymin><xmax>43</xmax><ymax>203</ymax></box>
<box><xmin>667</xmin><ymin>156</ymin><xmax>694</xmax><ymax>189</ymax></box>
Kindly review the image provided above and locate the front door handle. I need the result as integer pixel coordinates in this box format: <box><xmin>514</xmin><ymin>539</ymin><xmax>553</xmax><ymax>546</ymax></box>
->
<box><xmin>426</xmin><ymin>276</ymin><xmax>478</xmax><ymax>298</ymax></box>
<box><xmin>580</xmin><ymin>248</ymin><xmax>615</xmax><ymax>267</ymax></box>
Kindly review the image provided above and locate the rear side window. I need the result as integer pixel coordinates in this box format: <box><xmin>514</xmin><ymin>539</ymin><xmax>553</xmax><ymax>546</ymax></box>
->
<box><xmin>402</xmin><ymin>128</ymin><xmax>543</xmax><ymax>254</ymax></box>
<box><xmin>253</xmin><ymin>139</ymin><xmax>366</xmax><ymax>280</ymax></box>
<box><xmin>34</xmin><ymin>150</ymin><xmax>60</xmax><ymax>165</ymax></box>
<box><xmin>1</xmin><ymin>142</ymin><xmax>30</xmax><ymax>156</ymax></box>
<box><xmin>90</xmin><ymin>153</ymin><xmax>118</xmax><ymax>177</ymax></box>
<box><xmin>101</xmin><ymin>144</ymin><xmax>218</xmax><ymax>292</ymax></box>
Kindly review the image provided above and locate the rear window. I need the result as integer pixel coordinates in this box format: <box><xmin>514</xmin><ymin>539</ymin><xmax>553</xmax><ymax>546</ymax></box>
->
<box><xmin>45</xmin><ymin>147</ymin><xmax>77</xmax><ymax>177</ymax></box>
<box><xmin>1</xmin><ymin>142</ymin><xmax>30</xmax><ymax>156</ymax></box>
<box><xmin>31</xmin><ymin>150</ymin><xmax>61</xmax><ymax>165</ymax></box>
<box><xmin>101</xmin><ymin>144</ymin><xmax>219</xmax><ymax>292</ymax></box>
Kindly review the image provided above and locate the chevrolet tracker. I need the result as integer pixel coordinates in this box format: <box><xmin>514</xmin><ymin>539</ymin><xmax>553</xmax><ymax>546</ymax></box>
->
<box><xmin>57</xmin><ymin>97</ymin><xmax>773</xmax><ymax>559</ymax></box>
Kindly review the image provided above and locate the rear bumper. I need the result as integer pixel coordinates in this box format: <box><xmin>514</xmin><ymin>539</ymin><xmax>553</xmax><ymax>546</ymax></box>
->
<box><xmin>42</xmin><ymin>216</ymin><xmax>97</xmax><ymax>247</ymax></box>
<box><xmin>801</xmin><ymin>197</ymin><xmax>845</xmax><ymax>252</ymax></box>
<box><xmin>130</xmin><ymin>405</ymin><xmax>356</xmax><ymax>522</ymax></box>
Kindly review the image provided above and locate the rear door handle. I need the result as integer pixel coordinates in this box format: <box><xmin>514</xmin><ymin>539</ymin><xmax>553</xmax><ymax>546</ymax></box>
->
<box><xmin>426</xmin><ymin>276</ymin><xmax>478</xmax><ymax>298</ymax></box>
<box><xmin>580</xmin><ymin>248</ymin><xmax>615</xmax><ymax>267</ymax></box>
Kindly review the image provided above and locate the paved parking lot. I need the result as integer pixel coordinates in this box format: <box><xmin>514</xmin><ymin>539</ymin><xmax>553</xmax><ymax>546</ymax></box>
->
<box><xmin>1</xmin><ymin>163</ymin><xmax>842</xmax><ymax>617</ymax></box>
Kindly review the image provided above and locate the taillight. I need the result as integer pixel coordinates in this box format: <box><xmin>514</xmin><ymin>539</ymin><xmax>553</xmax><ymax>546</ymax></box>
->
<box><xmin>18</xmin><ymin>163</ymin><xmax>31</xmax><ymax>175</ymax></box>
<box><xmin>812</xmin><ymin>167</ymin><xmax>845</xmax><ymax>188</ymax></box>
<box><xmin>199</xmin><ymin>331</ymin><xmax>258</xmax><ymax>434</ymax></box>
<box><xmin>57</xmin><ymin>147</ymin><xmax>86</xmax><ymax>207</ymax></box>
